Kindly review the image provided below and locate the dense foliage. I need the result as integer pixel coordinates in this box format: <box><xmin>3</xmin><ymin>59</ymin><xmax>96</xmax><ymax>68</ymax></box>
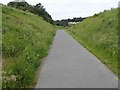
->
<box><xmin>7</xmin><ymin>1</ymin><xmax>54</xmax><ymax>24</ymax></box>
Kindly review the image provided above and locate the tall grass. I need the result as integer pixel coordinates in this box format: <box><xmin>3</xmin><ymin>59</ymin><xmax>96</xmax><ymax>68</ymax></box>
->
<box><xmin>2</xmin><ymin>5</ymin><xmax>56</xmax><ymax>88</ymax></box>
<box><xmin>67</xmin><ymin>8</ymin><xmax>118</xmax><ymax>75</ymax></box>
<box><xmin>0</xmin><ymin>4</ymin><xmax>2</xmax><ymax>90</ymax></box>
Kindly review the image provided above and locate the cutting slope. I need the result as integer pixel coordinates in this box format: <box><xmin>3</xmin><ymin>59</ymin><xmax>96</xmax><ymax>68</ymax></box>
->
<box><xmin>67</xmin><ymin>8</ymin><xmax>118</xmax><ymax>74</ymax></box>
<box><xmin>2</xmin><ymin>5</ymin><xmax>56</xmax><ymax>88</ymax></box>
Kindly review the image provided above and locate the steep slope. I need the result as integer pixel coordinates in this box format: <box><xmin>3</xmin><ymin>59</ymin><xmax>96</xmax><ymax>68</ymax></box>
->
<box><xmin>2</xmin><ymin>5</ymin><xmax>56</xmax><ymax>88</ymax></box>
<box><xmin>67</xmin><ymin>8</ymin><xmax>118</xmax><ymax>75</ymax></box>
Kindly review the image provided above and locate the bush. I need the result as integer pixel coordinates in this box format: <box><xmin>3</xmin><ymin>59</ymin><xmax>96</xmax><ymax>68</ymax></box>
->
<box><xmin>94</xmin><ymin>14</ymin><xmax>98</xmax><ymax>17</ymax></box>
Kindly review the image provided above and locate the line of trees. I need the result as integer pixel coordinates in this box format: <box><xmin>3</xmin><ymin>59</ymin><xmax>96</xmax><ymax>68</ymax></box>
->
<box><xmin>7</xmin><ymin>0</ymin><xmax>54</xmax><ymax>24</ymax></box>
<box><xmin>54</xmin><ymin>17</ymin><xmax>86</xmax><ymax>27</ymax></box>
<box><xmin>7</xmin><ymin>0</ymin><xmax>86</xmax><ymax>26</ymax></box>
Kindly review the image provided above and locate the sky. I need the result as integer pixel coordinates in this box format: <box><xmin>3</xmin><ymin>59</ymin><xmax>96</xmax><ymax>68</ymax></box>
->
<box><xmin>1</xmin><ymin>0</ymin><xmax>119</xmax><ymax>20</ymax></box>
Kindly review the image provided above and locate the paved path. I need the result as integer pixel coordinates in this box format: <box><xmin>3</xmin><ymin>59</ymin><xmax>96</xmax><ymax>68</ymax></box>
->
<box><xmin>36</xmin><ymin>30</ymin><xmax>118</xmax><ymax>88</ymax></box>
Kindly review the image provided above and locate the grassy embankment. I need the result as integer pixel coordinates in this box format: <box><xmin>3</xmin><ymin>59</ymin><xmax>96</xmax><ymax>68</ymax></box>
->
<box><xmin>0</xmin><ymin>4</ymin><xmax>2</xmax><ymax>90</ymax></box>
<box><xmin>2</xmin><ymin>5</ymin><xmax>56</xmax><ymax>88</ymax></box>
<box><xmin>67</xmin><ymin>8</ymin><xmax>118</xmax><ymax>75</ymax></box>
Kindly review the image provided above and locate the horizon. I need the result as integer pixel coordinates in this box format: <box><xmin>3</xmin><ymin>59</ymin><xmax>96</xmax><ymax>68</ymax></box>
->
<box><xmin>1</xmin><ymin>0</ymin><xmax>119</xmax><ymax>20</ymax></box>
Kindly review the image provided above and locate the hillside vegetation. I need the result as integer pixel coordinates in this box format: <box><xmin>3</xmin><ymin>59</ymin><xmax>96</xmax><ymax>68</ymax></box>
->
<box><xmin>2</xmin><ymin>5</ymin><xmax>56</xmax><ymax>88</ymax></box>
<box><xmin>7</xmin><ymin>1</ymin><xmax>54</xmax><ymax>24</ymax></box>
<box><xmin>67</xmin><ymin>8</ymin><xmax>118</xmax><ymax>75</ymax></box>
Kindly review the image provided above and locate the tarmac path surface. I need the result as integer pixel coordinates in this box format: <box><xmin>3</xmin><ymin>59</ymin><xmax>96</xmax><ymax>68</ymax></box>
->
<box><xmin>36</xmin><ymin>30</ymin><xmax>118</xmax><ymax>88</ymax></box>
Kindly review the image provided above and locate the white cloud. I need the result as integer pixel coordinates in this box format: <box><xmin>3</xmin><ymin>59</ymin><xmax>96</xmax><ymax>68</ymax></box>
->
<box><xmin>1</xmin><ymin>0</ymin><xmax>119</xmax><ymax>20</ymax></box>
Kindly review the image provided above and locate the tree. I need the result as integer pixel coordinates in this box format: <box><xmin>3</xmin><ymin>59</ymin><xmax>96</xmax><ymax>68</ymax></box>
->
<box><xmin>7</xmin><ymin>1</ymin><xmax>30</xmax><ymax>11</ymax></box>
<box><xmin>7</xmin><ymin>1</ymin><xmax>54</xmax><ymax>24</ymax></box>
<box><xmin>33</xmin><ymin>3</ymin><xmax>53</xmax><ymax>24</ymax></box>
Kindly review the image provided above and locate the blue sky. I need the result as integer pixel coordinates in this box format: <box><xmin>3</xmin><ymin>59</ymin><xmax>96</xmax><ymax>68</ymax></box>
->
<box><xmin>1</xmin><ymin>0</ymin><xmax>119</xmax><ymax>20</ymax></box>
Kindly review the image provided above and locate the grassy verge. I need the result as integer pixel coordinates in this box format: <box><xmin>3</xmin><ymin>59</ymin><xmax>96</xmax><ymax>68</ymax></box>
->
<box><xmin>66</xmin><ymin>8</ymin><xmax>118</xmax><ymax>75</ymax></box>
<box><xmin>2</xmin><ymin>5</ymin><xmax>56</xmax><ymax>88</ymax></box>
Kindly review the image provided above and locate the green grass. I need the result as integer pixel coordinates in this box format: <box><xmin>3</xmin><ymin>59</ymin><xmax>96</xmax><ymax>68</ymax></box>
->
<box><xmin>0</xmin><ymin>4</ymin><xmax>2</xmax><ymax>90</ymax></box>
<box><xmin>2</xmin><ymin>5</ymin><xmax>56</xmax><ymax>88</ymax></box>
<box><xmin>66</xmin><ymin>8</ymin><xmax>118</xmax><ymax>75</ymax></box>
